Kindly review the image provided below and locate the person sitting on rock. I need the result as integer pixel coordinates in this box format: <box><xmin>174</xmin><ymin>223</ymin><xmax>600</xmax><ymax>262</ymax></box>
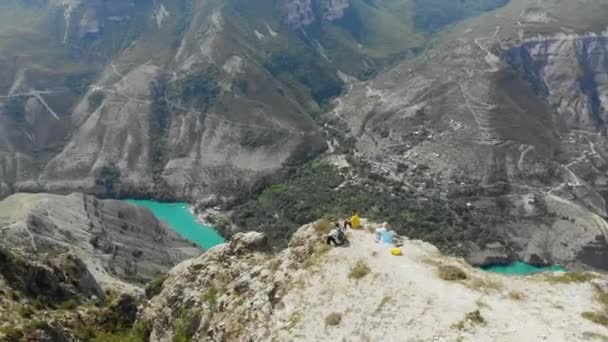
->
<box><xmin>343</xmin><ymin>210</ymin><xmax>361</xmax><ymax>229</ymax></box>
<box><xmin>327</xmin><ymin>222</ymin><xmax>347</xmax><ymax>247</ymax></box>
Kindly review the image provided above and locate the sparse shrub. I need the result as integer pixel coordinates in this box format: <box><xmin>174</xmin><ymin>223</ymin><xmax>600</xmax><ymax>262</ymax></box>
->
<box><xmin>465</xmin><ymin>310</ymin><xmax>486</xmax><ymax>325</ymax></box>
<box><xmin>32</xmin><ymin>297</ymin><xmax>46</xmax><ymax>310</ymax></box>
<box><xmin>324</xmin><ymin>312</ymin><xmax>342</xmax><ymax>326</ymax></box>
<box><xmin>508</xmin><ymin>291</ymin><xmax>525</xmax><ymax>301</ymax></box>
<box><xmin>286</xmin><ymin>311</ymin><xmax>303</xmax><ymax>330</ymax></box>
<box><xmin>202</xmin><ymin>286</ymin><xmax>219</xmax><ymax>306</ymax></box>
<box><xmin>348</xmin><ymin>260</ymin><xmax>371</xmax><ymax>280</ymax></box>
<box><xmin>375</xmin><ymin>296</ymin><xmax>392</xmax><ymax>313</ymax></box>
<box><xmin>19</xmin><ymin>305</ymin><xmax>34</xmax><ymax>318</ymax></box>
<box><xmin>438</xmin><ymin>265</ymin><xmax>467</xmax><ymax>281</ymax></box>
<box><xmin>145</xmin><ymin>274</ymin><xmax>168</xmax><ymax>299</ymax></box>
<box><xmin>172</xmin><ymin>310</ymin><xmax>195</xmax><ymax>342</ymax></box>
<box><xmin>583</xmin><ymin>284</ymin><xmax>608</xmax><ymax>328</ymax></box>
<box><xmin>453</xmin><ymin>310</ymin><xmax>487</xmax><ymax>330</ymax></box>
<box><xmin>468</xmin><ymin>277</ymin><xmax>503</xmax><ymax>292</ymax></box>
<box><xmin>582</xmin><ymin>312</ymin><xmax>608</xmax><ymax>328</ymax></box>
<box><xmin>58</xmin><ymin>299</ymin><xmax>80</xmax><ymax>310</ymax></box>
<box><xmin>314</xmin><ymin>219</ymin><xmax>334</xmax><ymax>235</ymax></box>
<box><xmin>93</xmin><ymin>320</ymin><xmax>151</xmax><ymax>342</ymax></box>
<box><xmin>547</xmin><ymin>272</ymin><xmax>596</xmax><ymax>284</ymax></box>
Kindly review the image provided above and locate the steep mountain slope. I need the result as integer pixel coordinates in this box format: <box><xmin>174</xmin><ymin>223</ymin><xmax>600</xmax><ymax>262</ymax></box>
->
<box><xmin>0</xmin><ymin>0</ymin><xmax>504</xmax><ymax>200</ymax></box>
<box><xmin>0</xmin><ymin>193</ymin><xmax>201</xmax><ymax>291</ymax></box>
<box><xmin>322</xmin><ymin>0</ymin><xmax>608</xmax><ymax>269</ymax></box>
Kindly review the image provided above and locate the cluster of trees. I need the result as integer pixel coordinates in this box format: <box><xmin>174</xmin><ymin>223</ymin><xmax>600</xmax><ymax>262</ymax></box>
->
<box><xmin>230</xmin><ymin>161</ymin><xmax>499</xmax><ymax>255</ymax></box>
<box><xmin>264</xmin><ymin>52</ymin><xmax>344</xmax><ymax>105</ymax></box>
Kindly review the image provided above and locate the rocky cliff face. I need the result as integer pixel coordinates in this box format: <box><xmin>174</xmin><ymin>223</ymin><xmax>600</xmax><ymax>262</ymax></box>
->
<box><xmin>0</xmin><ymin>193</ymin><xmax>201</xmax><ymax>291</ymax></box>
<box><xmin>284</xmin><ymin>0</ymin><xmax>351</xmax><ymax>27</ymax></box>
<box><xmin>326</xmin><ymin>0</ymin><xmax>608</xmax><ymax>269</ymax></box>
<box><xmin>506</xmin><ymin>33</ymin><xmax>608</xmax><ymax>133</ymax></box>
<box><xmin>0</xmin><ymin>0</ymin><xmax>431</xmax><ymax>201</ymax></box>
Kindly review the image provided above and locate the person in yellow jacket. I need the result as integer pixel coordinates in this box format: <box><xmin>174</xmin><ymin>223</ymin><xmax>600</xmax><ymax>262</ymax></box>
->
<box><xmin>344</xmin><ymin>210</ymin><xmax>361</xmax><ymax>229</ymax></box>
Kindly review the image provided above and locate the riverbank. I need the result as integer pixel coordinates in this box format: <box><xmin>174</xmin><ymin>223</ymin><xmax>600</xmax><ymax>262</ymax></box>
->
<box><xmin>126</xmin><ymin>200</ymin><xmax>224</xmax><ymax>250</ymax></box>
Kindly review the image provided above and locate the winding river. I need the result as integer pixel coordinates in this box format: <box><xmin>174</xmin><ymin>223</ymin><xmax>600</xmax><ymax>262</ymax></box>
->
<box><xmin>127</xmin><ymin>199</ymin><xmax>224</xmax><ymax>250</ymax></box>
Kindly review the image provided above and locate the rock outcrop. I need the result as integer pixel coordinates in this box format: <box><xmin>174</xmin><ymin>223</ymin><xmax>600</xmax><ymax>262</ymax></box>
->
<box><xmin>0</xmin><ymin>193</ymin><xmax>201</xmax><ymax>292</ymax></box>
<box><xmin>140</xmin><ymin>220</ymin><xmax>608</xmax><ymax>341</ymax></box>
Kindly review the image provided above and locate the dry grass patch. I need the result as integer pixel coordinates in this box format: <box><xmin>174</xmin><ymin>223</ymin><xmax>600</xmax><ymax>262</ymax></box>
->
<box><xmin>508</xmin><ymin>291</ymin><xmax>526</xmax><ymax>301</ymax></box>
<box><xmin>303</xmin><ymin>243</ymin><xmax>332</xmax><ymax>269</ymax></box>
<box><xmin>475</xmin><ymin>299</ymin><xmax>489</xmax><ymax>309</ymax></box>
<box><xmin>582</xmin><ymin>331</ymin><xmax>608</xmax><ymax>341</ymax></box>
<box><xmin>583</xmin><ymin>312</ymin><xmax>608</xmax><ymax>327</ymax></box>
<box><xmin>314</xmin><ymin>219</ymin><xmax>334</xmax><ymax>235</ymax></box>
<box><xmin>466</xmin><ymin>310</ymin><xmax>486</xmax><ymax>325</ymax></box>
<box><xmin>375</xmin><ymin>296</ymin><xmax>392</xmax><ymax>313</ymax></box>
<box><xmin>438</xmin><ymin>265</ymin><xmax>467</xmax><ymax>281</ymax></box>
<box><xmin>286</xmin><ymin>311</ymin><xmax>303</xmax><ymax>330</ymax></box>
<box><xmin>467</xmin><ymin>276</ymin><xmax>503</xmax><ymax>292</ymax></box>
<box><xmin>583</xmin><ymin>284</ymin><xmax>608</xmax><ymax>328</ymax></box>
<box><xmin>546</xmin><ymin>272</ymin><xmax>596</xmax><ymax>284</ymax></box>
<box><xmin>348</xmin><ymin>260</ymin><xmax>371</xmax><ymax>280</ymax></box>
<box><xmin>325</xmin><ymin>312</ymin><xmax>342</xmax><ymax>327</ymax></box>
<box><xmin>452</xmin><ymin>310</ymin><xmax>486</xmax><ymax>331</ymax></box>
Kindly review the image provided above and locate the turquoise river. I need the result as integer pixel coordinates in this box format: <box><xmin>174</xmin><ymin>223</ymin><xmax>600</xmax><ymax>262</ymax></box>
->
<box><xmin>124</xmin><ymin>200</ymin><xmax>571</xmax><ymax>273</ymax></box>
<box><xmin>127</xmin><ymin>199</ymin><xmax>224</xmax><ymax>250</ymax></box>
<box><xmin>483</xmin><ymin>261</ymin><xmax>567</xmax><ymax>275</ymax></box>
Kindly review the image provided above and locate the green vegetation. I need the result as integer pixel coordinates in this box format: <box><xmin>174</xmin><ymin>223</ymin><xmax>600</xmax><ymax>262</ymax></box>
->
<box><xmin>583</xmin><ymin>312</ymin><xmax>608</xmax><ymax>328</ymax></box>
<box><xmin>239</xmin><ymin>128</ymin><xmax>289</xmax><ymax>149</ymax></box>
<box><xmin>286</xmin><ymin>311</ymin><xmax>303</xmax><ymax>330</ymax></box>
<box><xmin>92</xmin><ymin>320</ymin><xmax>151</xmax><ymax>342</ymax></box>
<box><xmin>145</xmin><ymin>274</ymin><xmax>168</xmax><ymax>299</ymax></box>
<box><xmin>375</xmin><ymin>295</ymin><xmax>392</xmax><ymax>313</ymax></box>
<box><xmin>348</xmin><ymin>260</ymin><xmax>371</xmax><ymax>280</ymax></box>
<box><xmin>324</xmin><ymin>312</ymin><xmax>342</xmax><ymax>327</ymax></box>
<box><xmin>582</xmin><ymin>284</ymin><xmax>608</xmax><ymax>328</ymax></box>
<box><xmin>508</xmin><ymin>291</ymin><xmax>525</xmax><ymax>301</ymax></box>
<box><xmin>546</xmin><ymin>272</ymin><xmax>596</xmax><ymax>284</ymax></box>
<box><xmin>413</xmin><ymin>0</ymin><xmax>508</xmax><ymax>32</ymax></box>
<box><xmin>0</xmin><ymin>320</ymin><xmax>53</xmax><ymax>342</ymax></box>
<box><xmin>172</xmin><ymin>309</ymin><xmax>195</xmax><ymax>342</ymax></box>
<box><xmin>202</xmin><ymin>286</ymin><xmax>219</xmax><ymax>306</ymax></box>
<box><xmin>466</xmin><ymin>309</ymin><xmax>486</xmax><ymax>325</ymax></box>
<box><xmin>171</xmin><ymin>68</ymin><xmax>219</xmax><ymax>112</ymax></box>
<box><xmin>19</xmin><ymin>305</ymin><xmax>34</xmax><ymax>318</ymax></box>
<box><xmin>452</xmin><ymin>309</ymin><xmax>486</xmax><ymax>330</ymax></box>
<box><xmin>438</xmin><ymin>265</ymin><xmax>468</xmax><ymax>281</ymax></box>
<box><xmin>264</xmin><ymin>51</ymin><xmax>344</xmax><ymax>105</ymax></box>
<box><xmin>313</xmin><ymin>219</ymin><xmax>334</xmax><ymax>235</ymax></box>
<box><xmin>230</xmin><ymin>161</ymin><xmax>496</xmax><ymax>254</ymax></box>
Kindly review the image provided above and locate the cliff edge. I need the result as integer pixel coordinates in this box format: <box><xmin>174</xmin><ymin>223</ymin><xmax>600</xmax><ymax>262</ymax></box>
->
<box><xmin>142</xmin><ymin>220</ymin><xmax>608</xmax><ymax>341</ymax></box>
